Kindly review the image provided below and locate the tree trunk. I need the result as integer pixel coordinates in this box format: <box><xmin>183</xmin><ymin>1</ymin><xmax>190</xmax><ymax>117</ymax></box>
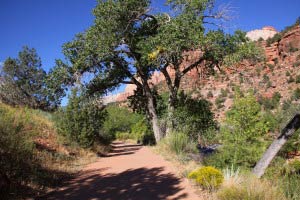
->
<box><xmin>147</xmin><ymin>91</ymin><xmax>162</xmax><ymax>142</ymax></box>
<box><xmin>253</xmin><ymin>114</ymin><xmax>300</xmax><ymax>178</ymax></box>
<box><xmin>166</xmin><ymin>93</ymin><xmax>176</xmax><ymax>136</ymax></box>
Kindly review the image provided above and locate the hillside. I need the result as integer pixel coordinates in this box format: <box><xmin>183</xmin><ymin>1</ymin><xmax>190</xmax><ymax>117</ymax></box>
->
<box><xmin>0</xmin><ymin>103</ymin><xmax>99</xmax><ymax>199</ymax></box>
<box><xmin>104</xmin><ymin>24</ymin><xmax>300</xmax><ymax>120</ymax></box>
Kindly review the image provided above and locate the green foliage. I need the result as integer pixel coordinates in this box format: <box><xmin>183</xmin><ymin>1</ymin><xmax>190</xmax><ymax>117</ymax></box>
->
<box><xmin>207</xmin><ymin>90</ymin><xmax>213</xmax><ymax>98</ymax></box>
<box><xmin>131</xmin><ymin>118</ymin><xmax>155</xmax><ymax>145</ymax></box>
<box><xmin>288</xmin><ymin>160</ymin><xmax>300</xmax><ymax>174</ymax></box>
<box><xmin>266</xmin><ymin>33</ymin><xmax>282</xmax><ymax>47</ymax></box>
<box><xmin>288</xmin><ymin>76</ymin><xmax>295</xmax><ymax>83</ymax></box>
<box><xmin>268</xmin><ymin>64</ymin><xmax>275</xmax><ymax>71</ymax></box>
<box><xmin>220</xmin><ymin>88</ymin><xmax>229</xmax><ymax>98</ymax></box>
<box><xmin>60</xmin><ymin>0</ymin><xmax>263</xmax><ymax>143</ymax></box>
<box><xmin>293</xmin><ymin>61</ymin><xmax>300</xmax><ymax>68</ymax></box>
<box><xmin>292</xmin><ymin>88</ymin><xmax>300</xmax><ymax>100</ymax></box>
<box><xmin>0</xmin><ymin>104</ymin><xmax>36</xmax><ymax>185</ymax></box>
<box><xmin>188</xmin><ymin>166</ymin><xmax>224</xmax><ymax>190</ymax></box>
<box><xmin>258</xmin><ymin>92</ymin><xmax>281</xmax><ymax>110</ymax></box>
<box><xmin>206</xmin><ymin>93</ymin><xmax>271</xmax><ymax>169</ymax></box>
<box><xmin>282</xmin><ymin>17</ymin><xmax>300</xmax><ymax>35</ymax></box>
<box><xmin>103</xmin><ymin>104</ymin><xmax>144</xmax><ymax>139</ymax></box>
<box><xmin>215</xmin><ymin>96</ymin><xmax>225</xmax><ymax>109</ymax></box>
<box><xmin>56</xmin><ymin>89</ymin><xmax>106</xmax><ymax>147</ymax></box>
<box><xmin>172</xmin><ymin>92</ymin><xmax>217</xmax><ymax>141</ymax></box>
<box><xmin>296</xmin><ymin>75</ymin><xmax>300</xmax><ymax>83</ymax></box>
<box><xmin>166</xmin><ymin>132</ymin><xmax>196</xmax><ymax>155</ymax></box>
<box><xmin>0</xmin><ymin>46</ymin><xmax>66</xmax><ymax>110</ymax></box>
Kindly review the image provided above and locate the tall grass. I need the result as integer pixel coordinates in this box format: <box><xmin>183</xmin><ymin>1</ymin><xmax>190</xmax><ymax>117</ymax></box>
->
<box><xmin>217</xmin><ymin>175</ymin><xmax>286</xmax><ymax>200</ymax></box>
<box><xmin>166</xmin><ymin>132</ymin><xmax>197</xmax><ymax>155</ymax></box>
<box><xmin>0</xmin><ymin>103</ymin><xmax>98</xmax><ymax>199</ymax></box>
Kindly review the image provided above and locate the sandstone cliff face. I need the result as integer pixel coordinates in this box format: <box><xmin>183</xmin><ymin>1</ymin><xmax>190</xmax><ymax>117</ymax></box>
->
<box><xmin>279</xmin><ymin>25</ymin><xmax>300</xmax><ymax>56</ymax></box>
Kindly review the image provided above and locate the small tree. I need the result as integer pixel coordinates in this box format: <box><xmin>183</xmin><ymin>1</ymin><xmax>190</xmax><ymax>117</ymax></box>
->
<box><xmin>207</xmin><ymin>93</ymin><xmax>271</xmax><ymax>168</ymax></box>
<box><xmin>56</xmin><ymin>88</ymin><xmax>106</xmax><ymax>147</ymax></box>
<box><xmin>0</xmin><ymin>46</ymin><xmax>67</xmax><ymax>110</ymax></box>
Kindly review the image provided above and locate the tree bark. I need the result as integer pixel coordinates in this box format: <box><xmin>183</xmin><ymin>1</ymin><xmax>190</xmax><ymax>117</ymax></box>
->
<box><xmin>252</xmin><ymin>114</ymin><xmax>300</xmax><ymax>178</ymax></box>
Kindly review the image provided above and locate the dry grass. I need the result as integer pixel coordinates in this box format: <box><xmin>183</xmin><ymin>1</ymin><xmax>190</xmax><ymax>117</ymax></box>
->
<box><xmin>0</xmin><ymin>103</ymin><xmax>101</xmax><ymax>199</ymax></box>
<box><xmin>216</xmin><ymin>174</ymin><xmax>287</xmax><ymax>200</ymax></box>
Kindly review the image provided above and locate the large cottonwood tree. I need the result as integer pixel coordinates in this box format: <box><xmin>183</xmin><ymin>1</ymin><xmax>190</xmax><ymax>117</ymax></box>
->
<box><xmin>59</xmin><ymin>0</ymin><xmax>263</xmax><ymax>142</ymax></box>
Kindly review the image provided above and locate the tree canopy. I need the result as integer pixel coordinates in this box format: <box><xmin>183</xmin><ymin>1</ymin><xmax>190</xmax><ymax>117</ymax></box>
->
<box><xmin>0</xmin><ymin>46</ymin><xmax>67</xmax><ymax>110</ymax></box>
<box><xmin>56</xmin><ymin>0</ymin><xmax>263</xmax><ymax>142</ymax></box>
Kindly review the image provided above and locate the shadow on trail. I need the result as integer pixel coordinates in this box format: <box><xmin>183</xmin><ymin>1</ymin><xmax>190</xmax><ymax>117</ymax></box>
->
<box><xmin>106</xmin><ymin>142</ymin><xmax>142</xmax><ymax>157</ymax></box>
<box><xmin>40</xmin><ymin>167</ymin><xmax>187</xmax><ymax>200</ymax></box>
<box><xmin>39</xmin><ymin>142</ymin><xmax>188</xmax><ymax>200</ymax></box>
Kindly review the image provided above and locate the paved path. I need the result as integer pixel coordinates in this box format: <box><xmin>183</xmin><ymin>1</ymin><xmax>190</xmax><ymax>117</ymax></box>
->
<box><xmin>40</xmin><ymin>141</ymin><xmax>199</xmax><ymax>200</ymax></box>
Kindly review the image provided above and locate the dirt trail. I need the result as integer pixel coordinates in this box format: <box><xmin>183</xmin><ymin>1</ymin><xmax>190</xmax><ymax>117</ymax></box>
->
<box><xmin>40</xmin><ymin>141</ymin><xmax>199</xmax><ymax>200</ymax></box>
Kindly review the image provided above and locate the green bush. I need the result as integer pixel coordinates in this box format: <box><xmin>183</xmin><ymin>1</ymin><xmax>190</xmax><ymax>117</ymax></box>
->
<box><xmin>131</xmin><ymin>118</ymin><xmax>155</xmax><ymax>145</ymax></box>
<box><xmin>258</xmin><ymin>92</ymin><xmax>281</xmax><ymax>110</ymax></box>
<box><xmin>288</xmin><ymin>76</ymin><xmax>295</xmax><ymax>83</ymax></box>
<box><xmin>188</xmin><ymin>166</ymin><xmax>223</xmax><ymax>190</ymax></box>
<box><xmin>0</xmin><ymin>104</ymin><xmax>36</xmax><ymax>186</ymax></box>
<box><xmin>293</xmin><ymin>61</ymin><xmax>300</xmax><ymax>68</ymax></box>
<box><xmin>296</xmin><ymin>75</ymin><xmax>300</xmax><ymax>83</ymax></box>
<box><xmin>115</xmin><ymin>132</ymin><xmax>131</xmax><ymax>141</ymax></box>
<box><xmin>102</xmin><ymin>104</ymin><xmax>144</xmax><ymax>140</ymax></box>
<box><xmin>288</xmin><ymin>160</ymin><xmax>300</xmax><ymax>174</ymax></box>
<box><xmin>215</xmin><ymin>96</ymin><xmax>225</xmax><ymax>109</ymax></box>
<box><xmin>207</xmin><ymin>91</ymin><xmax>213</xmax><ymax>98</ymax></box>
<box><xmin>172</xmin><ymin>92</ymin><xmax>217</xmax><ymax>141</ymax></box>
<box><xmin>205</xmin><ymin>93</ymin><xmax>271</xmax><ymax>169</ymax></box>
<box><xmin>292</xmin><ymin>88</ymin><xmax>300</xmax><ymax>100</ymax></box>
<box><xmin>55</xmin><ymin>89</ymin><xmax>107</xmax><ymax>147</ymax></box>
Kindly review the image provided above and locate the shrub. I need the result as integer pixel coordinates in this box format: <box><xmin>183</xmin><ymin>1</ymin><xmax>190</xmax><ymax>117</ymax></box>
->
<box><xmin>258</xmin><ymin>92</ymin><xmax>281</xmax><ymax>110</ymax></box>
<box><xmin>288</xmin><ymin>160</ymin><xmax>300</xmax><ymax>174</ymax></box>
<box><xmin>215</xmin><ymin>97</ymin><xmax>225</xmax><ymax>109</ymax></box>
<box><xmin>263</xmin><ymin>74</ymin><xmax>270</xmax><ymax>83</ymax></box>
<box><xmin>292</xmin><ymin>88</ymin><xmax>300</xmax><ymax>100</ymax></box>
<box><xmin>0</xmin><ymin>104</ymin><xmax>36</xmax><ymax>186</ymax></box>
<box><xmin>131</xmin><ymin>118</ymin><xmax>155</xmax><ymax>145</ymax></box>
<box><xmin>296</xmin><ymin>75</ymin><xmax>300</xmax><ymax>83</ymax></box>
<box><xmin>286</xmin><ymin>71</ymin><xmax>291</xmax><ymax>76</ymax></box>
<box><xmin>115</xmin><ymin>132</ymin><xmax>131</xmax><ymax>141</ymax></box>
<box><xmin>207</xmin><ymin>90</ymin><xmax>213</xmax><ymax>98</ymax></box>
<box><xmin>268</xmin><ymin>63</ymin><xmax>275</xmax><ymax>71</ymax></box>
<box><xmin>188</xmin><ymin>166</ymin><xmax>223</xmax><ymax>190</ymax></box>
<box><xmin>55</xmin><ymin>89</ymin><xmax>107</xmax><ymax>147</ymax></box>
<box><xmin>173</xmin><ymin>92</ymin><xmax>217</xmax><ymax>141</ymax></box>
<box><xmin>102</xmin><ymin>104</ymin><xmax>143</xmax><ymax>140</ymax></box>
<box><xmin>294</xmin><ymin>61</ymin><xmax>300</xmax><ymax>68</ymax></box>
<box><xmin>288</xmin><ymin>76</ymin><xmax>295</xmax><ymax>83</ymax></box>
<box><xmin>266</xmin><ymin>33</ymin><xmax>282</xmax><ymax>47</ymax></box>
<box><xmin>166</xmin><ymin>132</ymin><xmax>196</xmax><ymax>155</ymax></box>
<box><xmin>220</xmin><ymin>88</ymin><xmax>229</xmax><ymax>98</ymax></box>
<box><xmin>205</xmin><ymin>93</ymin><xmax>271</xmax><ymax>169</ymax></box>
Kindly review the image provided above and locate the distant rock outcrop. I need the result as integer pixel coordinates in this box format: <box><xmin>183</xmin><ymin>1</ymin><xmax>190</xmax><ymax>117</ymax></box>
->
<box><xmin>246</xmin><ymin>26</ymin><xmax>278</xmax><ymax>41</ymax></box>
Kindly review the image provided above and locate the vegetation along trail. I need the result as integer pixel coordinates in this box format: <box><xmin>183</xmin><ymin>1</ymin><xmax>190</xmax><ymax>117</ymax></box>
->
<box><xmin>40</xmin><ymin>141</ymin><xmax>199</xmax><ymax>200</ymax></box>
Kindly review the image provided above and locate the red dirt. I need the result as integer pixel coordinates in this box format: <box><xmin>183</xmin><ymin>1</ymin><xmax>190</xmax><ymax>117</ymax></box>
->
<box><xmin>40</xmin><ymin>141</ymin><xmax>200</xmax><ymax>200</ymax></box>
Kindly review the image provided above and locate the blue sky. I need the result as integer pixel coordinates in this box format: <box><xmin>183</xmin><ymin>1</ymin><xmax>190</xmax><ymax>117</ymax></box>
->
<box><xmin>0</xmin><ymin>0</ymin><xmax>299</xmax><ymax>104</ymax></box>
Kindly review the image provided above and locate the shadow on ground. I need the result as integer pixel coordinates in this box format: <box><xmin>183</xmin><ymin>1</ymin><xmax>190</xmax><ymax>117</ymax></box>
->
<box><xmin>39</xmin><ymin>142</ymin><xmax>187</xmax><ymax>200</ymax></box>
<box><xmin>40</xmin><ymin>167</ymin><xmax>187</xmax><ymax>200</ymax></box>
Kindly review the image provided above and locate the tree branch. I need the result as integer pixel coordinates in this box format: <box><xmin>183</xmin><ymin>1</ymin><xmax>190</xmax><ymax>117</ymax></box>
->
<box><xmin>181</xmin><ymin>57</ymin><xmax>205</xmax><ymax>76</ymax></box>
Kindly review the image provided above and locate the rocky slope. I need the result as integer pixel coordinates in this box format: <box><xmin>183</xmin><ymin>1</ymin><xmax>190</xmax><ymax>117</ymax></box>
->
<box><xmin>104</xmin><ymin>25</ymin><xmax>300</xmax><ymax>120</ymax></box>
